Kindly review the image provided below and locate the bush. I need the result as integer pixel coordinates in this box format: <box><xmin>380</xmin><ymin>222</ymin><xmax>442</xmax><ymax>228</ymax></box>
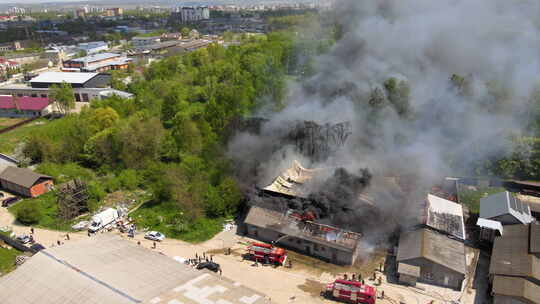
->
<box><xmin>16</xmin><ymin>203</ymin><xmax>42</xmax><ymax>225</ymax></box>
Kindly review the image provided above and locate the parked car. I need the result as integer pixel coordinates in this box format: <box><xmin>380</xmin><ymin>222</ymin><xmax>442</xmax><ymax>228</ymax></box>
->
<box><xmin>16</xmin><ymin>234</ymin><xmax>32</xmax><ymax>244</ymax></box>
<box><xmin>196</xmin><ymin>262</ymin><xmax>220</xmax><ymax>273</ymax></box>
<box><xmin>2</xmin><ymin>197</ymin><xmax>20</xmax><ymax>207</ymax></box>
<box><xmin>144</xmin><ymin>231</ymin><xmax>165</xmax><ymax>241</ymax></box>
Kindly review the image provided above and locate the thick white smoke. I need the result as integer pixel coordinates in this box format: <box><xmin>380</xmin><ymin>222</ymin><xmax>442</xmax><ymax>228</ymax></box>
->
<box><xmin>229</xmin><ymin>0</ymin><xmax>540</xmax><ymax>240</ymax></box>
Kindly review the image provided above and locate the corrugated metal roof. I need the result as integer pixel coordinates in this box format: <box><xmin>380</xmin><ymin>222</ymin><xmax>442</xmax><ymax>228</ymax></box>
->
<box><xmin>476</xmin><ymin>218</ymin><xmax>503</xmax><ymax>235</ymax></box>
<box><xmin>397</xmin><ymin>228</ymin><xmax>466</xmax><ymax>274</ymax></box>
<box><xmin>492</xmin><ymin>276</ymin><xmax>540</xmax><ymax>304</ymax></box>
<box><xmin>69</xmin><ymin>52</ymin><xmax>121</xmax><ymax>63</ymax></box>
<box><xmin>426</xmin><ymin>194</ymin><xmax>466</xmax><ymax>239</ymax></box>
<box><xmin>0</xmin><ymin>235</ymin><xmax>269</xmax><ymax>304</ymax></box>
<box><xmin>480</xmin><ymin>191</ymin><xmax>534</xmax><ymax>224</ymax></box>
<box><xmin>0</xmin><ymin>166</ymin><xmax>52</xmax><ymax>188</ymax></box>
<box><xmin>30</xmin><ymin>72</ymin><xmax>98</xmax><ymax>84</ymax></box>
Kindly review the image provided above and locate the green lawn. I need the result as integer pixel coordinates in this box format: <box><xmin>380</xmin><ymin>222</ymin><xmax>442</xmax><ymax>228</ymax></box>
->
<box><xmin>8</xmin><ymin>192</ymin><xmax>74</xmax><ymax>231</ymax></box>
<box><xmin>131</xmin><ymin>200</ymin><xmax>224</xmax><ymax>243</ymax></box>
<box><xmin>0</xmin><ymin>247</ymin><xmax>22</xmax><ymax>275</ymax></box>
<box><xmin>458</xmin><ymin>185</ymin><xmax>506</xmax><ymax>213</ymax></box>
<box><xmin>0</xmin><ymin>118</ymin><xmax>49</xmax><ymax>154</ymax></box>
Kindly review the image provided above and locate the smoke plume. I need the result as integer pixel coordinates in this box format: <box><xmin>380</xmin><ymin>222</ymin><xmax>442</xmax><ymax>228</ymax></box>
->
<box><xmin>229</xmin><ymin>0</ymin><xmax>540</xmax><ymax>243</ymax></box>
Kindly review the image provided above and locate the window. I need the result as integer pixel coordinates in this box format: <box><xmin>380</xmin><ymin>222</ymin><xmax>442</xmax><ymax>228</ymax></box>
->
<box><xmin>40</xmin><ymin>94</ymin><xmax>47</xmax><ymax>98</ymax></box>
<box><xmin>82</xmin><ymin>93</ymin><xmax>89</xmax><ymax>102</ymax></box>
<box><xmin>31</xmin><ymin>94</ymin><xmax>37</xmax><ymax>97</ymax></box>
<box><xmin>314</xmin><ymin>244</ymin><xmax>319</xmax><ymax>251</ymax></box>
<box><xmin>424</xmin><ymin>272</ymin><xmax>434</xmax><ymax>281</ymax></box>
<box><xmin>321</xmin><ymin>246</ymin><xmax>326</xmax><ymax>251</ymax></box>
<box><xmin>17</xmin><ymin>94</ymin><xmax>23</xmax><ymax>97</ymax></box>
<box><xmin>296</xmin><ymin>239</ymin><xmax>301</xmax><ymax>244</ymax></box>
<box><xmin>75</xmin><ymin>93</ymin><xmax>81</xmax><ymax>102</ymax></box>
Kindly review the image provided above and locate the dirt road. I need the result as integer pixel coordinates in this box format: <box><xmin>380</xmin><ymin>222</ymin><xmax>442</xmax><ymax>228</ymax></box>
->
<box><xmin>0</xmin><ymin>205</ymin><xmax>474</xmax><ymax>303</ymax></box>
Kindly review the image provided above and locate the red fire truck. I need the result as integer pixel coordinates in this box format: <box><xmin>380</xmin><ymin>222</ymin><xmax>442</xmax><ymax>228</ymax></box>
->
<box><xmin>322</xmin><ymin>279</ymin><xmax>377</xmax><ymax>304</ymax></box>
<box><xmin>246</xmin><ymin>242</ymin><xmax>287</xmax><ymax>266</ymax></box>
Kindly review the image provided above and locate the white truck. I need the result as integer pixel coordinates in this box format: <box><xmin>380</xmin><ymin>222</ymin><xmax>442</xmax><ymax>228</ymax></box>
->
<box><xmin>88</xmin><ymin>208</ymin><xmax>119</xmax><ymax>233</ymax></box>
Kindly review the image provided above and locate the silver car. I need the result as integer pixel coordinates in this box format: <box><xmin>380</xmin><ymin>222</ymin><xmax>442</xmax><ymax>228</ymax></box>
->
<box><xmin>144</xmin><ymin>231</ymin><xmax>165</xmax><ymax>241</ymax></box>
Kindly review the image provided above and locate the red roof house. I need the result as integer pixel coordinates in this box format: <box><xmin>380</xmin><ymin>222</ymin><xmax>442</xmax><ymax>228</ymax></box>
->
<box><xmin>0</xmin><ymin>95</ymin><xmax>50</xmax><ymax>117</ymax></box>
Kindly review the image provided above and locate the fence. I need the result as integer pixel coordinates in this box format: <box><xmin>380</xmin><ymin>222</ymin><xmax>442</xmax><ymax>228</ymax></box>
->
<box><xmin>0</xmin><ymin>233</ymin><xmax>36</xmax><ymax>254</ymax></box>
<box><xmin>0</xmin><ymin>116</ymin><xmax>39</xmax><ymax>135</ymax></box>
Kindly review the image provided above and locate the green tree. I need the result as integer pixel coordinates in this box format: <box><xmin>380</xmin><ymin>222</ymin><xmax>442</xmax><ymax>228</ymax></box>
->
<box><xmin>16</xmin><ymin>203</ymin><xmax>42</xmax><ymax>225</ymax></box>
<box><xmin>383</xmin><ymin>77</ymin><xmax>411</xmax><ymax>117</ymax></box>
<box><xmin>76</xmin><ymin>50</ymin><xmax>87</xmax><ymax>58</ymax></box>
<box><xmin>49</xmin><ymin>82</ymin><xmax>76</xmax><ymax>115</ymax></box>
<box><xmin>181</xmin><ymin>27</ymin><xmax>190</xmax><ymax>38</ymax></box>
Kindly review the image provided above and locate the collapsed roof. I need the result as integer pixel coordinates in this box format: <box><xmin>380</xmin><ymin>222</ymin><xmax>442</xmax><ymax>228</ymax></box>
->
<box><xmin>262</xmin><ymin>160</ymin><xmax>322</xmax><ymax>198</ymax></box>
<box><xmin>244</xmin><ymin>205</ymin><xmax>360</xmax><ymax>252</ymax></box>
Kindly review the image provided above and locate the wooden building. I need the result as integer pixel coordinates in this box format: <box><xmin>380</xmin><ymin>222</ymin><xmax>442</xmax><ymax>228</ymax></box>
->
<box><xmin>0</xmin><ymin>166</ymin><xmax>53</xmax><ymax>197</ymax></box>
<box><xmin>396</xmin><ymin>228</ymin><xmax>466</xmax><ymax>290</ymax></box>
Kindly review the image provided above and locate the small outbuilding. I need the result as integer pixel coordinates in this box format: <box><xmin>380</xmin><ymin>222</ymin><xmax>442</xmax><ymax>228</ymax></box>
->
<box><xmin>396</xmin><ymin>228</ymin><xmax>466</xmax><ymax>290</ymax></box>
<box><xmin>480</xmin><ymin>191</ymin><xmax>534</xmax><ymax>225</ymax></box>
<box><xmin>476</xmin><ymin>218</ymin><xmax>503</xmax><ymax>242</ymax></box>
<box><xmin>0</xmin><ymin>166</ymin><xmax>53</xmax><ymax>197</ymax></box>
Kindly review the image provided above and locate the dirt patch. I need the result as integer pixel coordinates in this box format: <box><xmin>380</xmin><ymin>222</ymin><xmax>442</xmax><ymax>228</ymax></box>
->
<box><xmin>103</xmin><ymin>190</ymin><xmax>150</xmax><ymax>210</ymax></box>
<box><xmin>287</xmin><ymin>248</ymin><xmax>387</xmax><ymax>278</ymax></box>
<box><xmin>205</xmin><ymin>247</ymin><xmax>244</xmax><ymax>258</ymax></box>
<box><xmin>297</xmin><ymin>279</ymin><xmax>325</xmax><ymax>298</ymax></box>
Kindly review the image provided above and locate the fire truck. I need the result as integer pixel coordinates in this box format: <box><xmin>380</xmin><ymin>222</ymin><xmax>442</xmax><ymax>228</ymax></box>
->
<box><xmin>246</xmin><ymin>242</ymin><xmax>287</xmax><ymax>266</ymax></box>
<box><xmin>322</xmin><ymin>279</ymin><xmax>377</xmax><ymax>304</ymax></box>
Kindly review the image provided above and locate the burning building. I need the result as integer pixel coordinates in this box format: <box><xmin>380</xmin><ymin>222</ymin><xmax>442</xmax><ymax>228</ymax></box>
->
<box><xmin>242</xmin><ymin>160</ymin><xmax>374</xmax><ymax>265</ymax></box>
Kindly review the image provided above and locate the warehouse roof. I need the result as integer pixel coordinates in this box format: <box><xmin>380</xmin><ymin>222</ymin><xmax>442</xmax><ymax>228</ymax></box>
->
<box><xmin>0</xmin><ymin>166</ymin><xmax>52</xmax><ymax>188</ymax></box>
<box><xmin>425</xmin><ymin>194</ymin><xmax>466</xmax><ymax>239</ymax></box>
<box><xmin>489</xmin><ymin>224</ymin><xmax>540</xmax><ymax>281</ymax></box>
<box><xmin>492</xmin><ymin>276</ymin><xmax>540</xmax><ymax>304</ymax></box>
<box><xmin>30</xmin><ymin>72</ymin><xmax>99</xmax><ymax>85</ymax></box>
<box><xmin>0</xmin><ymin>235</ymin><xmax>269</xmax><ymax>304</ymax></box>
<box><xmin>397</xmin><ymin>228</ymin><xmax>466</xmax><ymax>274</ymax></box>
<box><xmin>68</xmin><ymin>52</ymin><xmax>121</xmax><ymax>63</ymax></box>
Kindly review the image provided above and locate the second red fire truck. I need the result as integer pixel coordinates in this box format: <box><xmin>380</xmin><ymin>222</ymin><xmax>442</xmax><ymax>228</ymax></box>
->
<box><xmin>322</xmin><ymin>279</ymin><xmax>377</xmax><ymax>304</ymax></box>
<box><xmin>246</xmin><ymin>242</ymin><xmax>288</xmax><ymax>266</ymax></box>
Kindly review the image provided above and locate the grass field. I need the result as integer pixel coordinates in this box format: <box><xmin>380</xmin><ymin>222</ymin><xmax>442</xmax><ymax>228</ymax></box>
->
<box><xmin>0</xmin><ymin>246</ymin><xmax>22</xmax><ymax>275</ymax></box>
<box><xmin>130</xmin><ymin>200</ymin><xmax>224</xmax><ymax>243</ymax></box>
<box><xmin>0</xmin><ymin>118</ymin><xmax>49</xmax><ymax>154</ymax></box>
<box><xmin>458</xmin><ymin>185</ymin><xmax>506</xmax><ymax>213</ymax></box>
<box><xmin>0</xmin><ymin>118</ymin><xmax>26</xmax><ymax>129</ymax></box>
<box><xmin>8</xmin><ymin>192</ymin><xmax>74</xmax><ymax>231</ymax></box>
